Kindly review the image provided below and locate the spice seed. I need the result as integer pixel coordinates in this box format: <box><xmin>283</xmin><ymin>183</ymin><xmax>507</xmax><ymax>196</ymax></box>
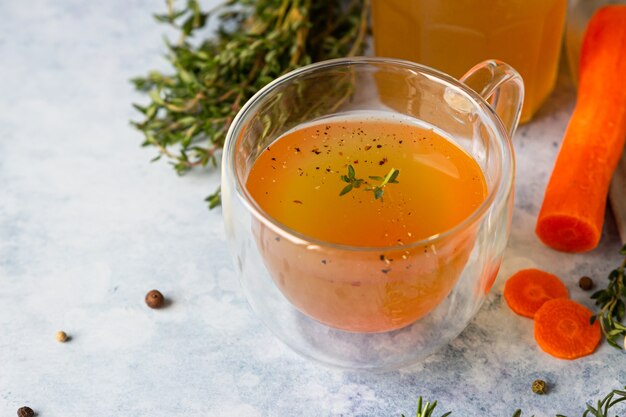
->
<box><xmin>579</xmin><ymin>276</ymin><xmax>593</xmax><ymax>291</ymax></box>
<box><xmin>532</xmin><ymin>379</ymin><xmax>547</xmax><ymax>395</ymax></box>
<box><xmin>145</xmin><ymin>289</ymin><xmax>165</xmax><ymax>309</ymax></box>
<box><xmin>17</xmin><ymin>406</ymin><xmax>35</xmax><ymax>417</ymax></box>
<box><xmin>55</xmin><ymin>331</ymin><xmax>68</xmax><ymax>343</ymax></box>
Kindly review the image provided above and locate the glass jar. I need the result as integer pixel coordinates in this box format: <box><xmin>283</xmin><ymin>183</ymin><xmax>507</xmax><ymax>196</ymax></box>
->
<box><xmin>371</xmin><ymin>0</ymin><xmax>567</xmax><ymax>123</ymax></box>
<box><xmin>565</xmin><ymin>0</ymin><xmax>626</xmax><ymax>85</ymax></box>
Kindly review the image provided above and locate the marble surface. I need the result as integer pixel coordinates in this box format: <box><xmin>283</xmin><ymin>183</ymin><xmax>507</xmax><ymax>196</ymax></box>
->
<box><xmin>1</xmin><ymin>1</ymin><xmax>625</xmax><ymax>416</ymax></box>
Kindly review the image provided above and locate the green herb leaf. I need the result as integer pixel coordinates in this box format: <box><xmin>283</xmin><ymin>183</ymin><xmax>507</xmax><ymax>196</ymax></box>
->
<box><xmin>205</xmin><ymin>186</ymin><xmax>221</xmax><ymax>209</ymax></box>
<box><xmin>348</xmin><ymin>164</ymin><xmax>356</xmax><ymax>179</ymax></box>
<box><xmin>339</xmin><ymin>184</ymin><xmax>353</xmax><ymax>196</ymax></box>
<box><xmin>403</xmin><ymin>396</ymin><xmax>451</xmax><ymax>417</ymax></box>
<box><xmin>591</xmin><ymin>289</ymin><xmax>606</xmax><ymax>300</ymax></box>
<box><xmin>389</xmin><ymin>169</ymin><xmax>400</xmax><ymax>183</ymax></box>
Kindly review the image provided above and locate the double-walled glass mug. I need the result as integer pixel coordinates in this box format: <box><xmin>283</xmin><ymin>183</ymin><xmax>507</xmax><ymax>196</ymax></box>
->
<box><xmin>222</xmin><ymin>57</ymin><xmax>522</xmax><ymax>370</ymax></box>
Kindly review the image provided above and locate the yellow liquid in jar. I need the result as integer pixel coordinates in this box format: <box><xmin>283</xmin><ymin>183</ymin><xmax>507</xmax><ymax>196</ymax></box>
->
<box><xmin>372</xmin><ymin>0</ymin><xmax>567</xmax><ymax>123</ymax></box>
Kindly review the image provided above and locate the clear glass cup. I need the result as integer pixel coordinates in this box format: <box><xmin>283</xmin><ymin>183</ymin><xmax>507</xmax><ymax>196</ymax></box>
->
<box><xmin>222</xmin><ymin>57</ymin><xmax>522</xmax><ymax>370</ymax></box>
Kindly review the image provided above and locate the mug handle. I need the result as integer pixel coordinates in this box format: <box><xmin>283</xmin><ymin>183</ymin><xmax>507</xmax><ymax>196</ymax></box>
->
<box><xmin>460</xmin><ymin>60</ymin><xmax>525</xmax><ymax>138</ymax></box>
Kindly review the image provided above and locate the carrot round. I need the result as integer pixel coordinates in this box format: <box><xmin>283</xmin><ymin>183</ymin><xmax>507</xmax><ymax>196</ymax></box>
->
<box><xmin>534</xmin><ymin>299</ymin><xmax>601</xmax><ymax>359</ymax></box>
<box><xmin>503</xmin><ymin>269</ymin><xmax>568</xmax><ymax>318</ymax></box>
<box><xmin>536</xmin><ymin>5</ymin><xmax>626</xmax><ymax>253</ymax></box>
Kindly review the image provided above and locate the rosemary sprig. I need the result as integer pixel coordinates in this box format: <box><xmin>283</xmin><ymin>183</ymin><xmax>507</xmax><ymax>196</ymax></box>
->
<box><xmin>402</xmin><ymin>387</ymin><xmax>626</xmax><ymax>417</ymax></box>
<box><xmin>131</xmin><ymin>0</ymin><xmax>370</xmax><ymax>208</ymax></box>
<box><xmin>582</xmin><ymin>387</ymin><xmax>626</xmax><ymax>417</ymax></box>
<box><xmin>590</xmin><ymin>243</ymin><xmax>626</xmax><ymax>349</ymax></box>
<box><xmin>401</xmin><ymin>396</ymin><xmax>451</xmax><ymax>417</ymax></box>
<box><xmin>339</xmin><ymin>165</ymin><xmax>400</xmax><ymax>200</ymax></box>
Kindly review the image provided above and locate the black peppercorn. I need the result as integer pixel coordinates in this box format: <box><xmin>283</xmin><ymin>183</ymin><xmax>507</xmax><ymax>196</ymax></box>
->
<box><xmin>17</xmin><ymin>406</ymin><xmax>34</xmax><ymax>417</ymax></box>
<box><xmin>579</xmin><ymin>276</ymin><xmax>594</xmax><ymax>291</ymax></box>
<box><xmin>145</xmin><ymin>289</ymin><xmax>165</xmax><ymax>309</ymax></box>
<box><xmin>532</xmin><ymin>379</ymin><xmax>547</xmax><ymax>395</ymax></box>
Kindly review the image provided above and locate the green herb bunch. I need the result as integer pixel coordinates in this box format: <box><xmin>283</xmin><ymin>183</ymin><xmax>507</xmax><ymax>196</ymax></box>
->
<box><xmin>131</xmin><ymin>0</ymin><xmax>370</xmax><ymax>208</ymax></box>
<box><xmin>591</xmin><ymin>244</ymin><xmax>626</xmax><ymax>349</ymax></box>
<box><xmin>402</xmin><ymin>387</ymin><xmax>626</xmax><ymax>417</ymax></box>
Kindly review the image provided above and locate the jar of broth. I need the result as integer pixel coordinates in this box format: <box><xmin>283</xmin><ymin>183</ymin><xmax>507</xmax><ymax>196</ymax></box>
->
<box><xmin>566</xmin><ymin>0</ymin><xmax>626</xmax><ymax>85</ymax></box>
<box><xmin>372</xmin><ymin>0</ymin><xmax>567</xmax><ymax>123</ymax></box>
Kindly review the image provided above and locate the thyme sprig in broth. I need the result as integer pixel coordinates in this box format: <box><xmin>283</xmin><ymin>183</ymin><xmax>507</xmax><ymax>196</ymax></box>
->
<box><xmin>367</xmin><ymin>167</ymin><xmax>400</xmax><ymax>200</ymax></box>
<box><xmin>339</xmin><ymin>164</ymin><xmax>400</xmax><ymax>200</ymax></box>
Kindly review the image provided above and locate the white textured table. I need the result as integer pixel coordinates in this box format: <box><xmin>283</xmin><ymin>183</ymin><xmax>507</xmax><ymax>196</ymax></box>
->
<box><xmin>1</xmin><ymin>1</ymin><xmax>624</xmax><ymax>416</ymax></box>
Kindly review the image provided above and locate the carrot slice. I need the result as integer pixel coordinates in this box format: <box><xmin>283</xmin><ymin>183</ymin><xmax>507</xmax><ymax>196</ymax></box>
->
<box><xmin>503</xmin><ymin>269</ymin><xmax>568</xmax><ymax>318</ymax></box>
<box><xmin>534</xmin><ymin>299</ymin><xmax>601</xmax><ymax>359</ymax></box>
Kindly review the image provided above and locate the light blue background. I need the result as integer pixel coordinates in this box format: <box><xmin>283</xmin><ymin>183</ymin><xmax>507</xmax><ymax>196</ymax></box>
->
<box><xmin>1</xmin><ymin>1</ymin><xmax>624</xmax><ymax>416</ymax></box>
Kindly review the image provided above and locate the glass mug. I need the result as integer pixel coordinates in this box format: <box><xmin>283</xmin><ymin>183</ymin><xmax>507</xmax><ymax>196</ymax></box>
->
<box><xmin>222</xmin><ymin>57</ymin><xmax>522</xmax><ymax>370</ymax></box>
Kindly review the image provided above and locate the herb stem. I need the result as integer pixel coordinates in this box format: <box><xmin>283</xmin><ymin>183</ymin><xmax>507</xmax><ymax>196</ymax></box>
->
<box><xmin>348</xmin><ymin>0</ymin><xmax>371</xmax><ymax>57</ymax></box>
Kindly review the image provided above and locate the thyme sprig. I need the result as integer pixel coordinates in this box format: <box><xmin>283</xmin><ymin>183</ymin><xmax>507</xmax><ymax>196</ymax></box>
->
<box><xmin>590</xmin><ymin>244</ymin><xmax>626</xmax><ymax>349</ymax></box>
<box><xmin>132</xmin><ymin>0</ymin><xmax>370</xmax><ymax>208</ymax></box>
<box><xmin>339</xmin><ymin>165</ymin><xmax>400</xmax><ymax>200</ymax></box>
<box><xmin>339</xmin><ymin>164</ymin><xmax>364</xmax><ymax>196</ymax></box>
<box><xmin>367</xmin><ymin>167</ymin><xmax>400</xmax><ymax>200</ymax></box>
<box><xmin>402</xmin><ymin>387</ymin><xmax>626</xmax><ymax>417</ymax></box>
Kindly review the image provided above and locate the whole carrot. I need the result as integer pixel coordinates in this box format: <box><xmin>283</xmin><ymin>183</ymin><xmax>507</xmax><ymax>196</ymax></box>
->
<box><xmin>536</xmin><ymin>5</ymin><xmax>626</xmax><ymax>252</ymax></box>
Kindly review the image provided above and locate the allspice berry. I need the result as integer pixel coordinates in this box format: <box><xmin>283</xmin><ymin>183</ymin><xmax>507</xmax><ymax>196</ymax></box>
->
<box><xmin>55</xmin><ymin>330</ymin><xmax>68</xmax><ymax>343</ymax></box>
<box><xmin>145</xmin><ymin>289</ymin><xmax>165</xmax><ymax>309</ymax></box>
<box><xmin>579</xmin><ymin>276</ymin><xmax>594</xmax><ymax>291</ymax></box>
<box><xmin>532</xmin><ymin>379</ymin><xmax>547</xmax><ymax>395</ymax></box>
<box><xmin>17</xmin><ymin>406</ymin><xmax>35</xmax><ymax>417</ymax></box>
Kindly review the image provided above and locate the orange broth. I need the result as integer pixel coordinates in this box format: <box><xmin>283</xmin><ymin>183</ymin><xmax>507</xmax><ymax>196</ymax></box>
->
<box><xmin>246</xmin><ymin>115</ymin><xmax>487</xmax><ymax>332</ymax></box>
